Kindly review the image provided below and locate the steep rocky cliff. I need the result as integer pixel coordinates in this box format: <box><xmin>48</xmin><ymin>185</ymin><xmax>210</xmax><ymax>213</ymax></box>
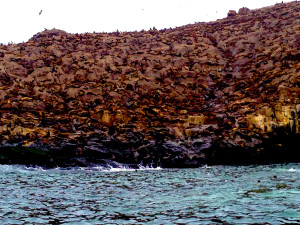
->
<box><xmin>0</xmin><ymin>1</ymin><xmax>299</xmax><ymax>167</ymax></box>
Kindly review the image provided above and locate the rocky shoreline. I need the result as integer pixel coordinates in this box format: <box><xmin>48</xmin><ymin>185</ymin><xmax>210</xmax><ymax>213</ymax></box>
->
<box><xmin>0</xmin><ymin>129</ymin><xmax>299</xmax><ymax>168</ymax></box>
<box><xmin>0</xmin><ymin>2</ymin><xmax>299</xmax><ymax>168</ymax></box>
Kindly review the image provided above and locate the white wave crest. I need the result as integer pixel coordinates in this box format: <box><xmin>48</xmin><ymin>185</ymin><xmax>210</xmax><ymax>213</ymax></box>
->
<box><xmin>100</xmin><ymin>164</ymin><xmax>162</xmax><ymax>172</ymax></box>
<box><xmin>288</xmin><ymin>168</ymin><xmax>299</xmax><ymax>172</ymax></box>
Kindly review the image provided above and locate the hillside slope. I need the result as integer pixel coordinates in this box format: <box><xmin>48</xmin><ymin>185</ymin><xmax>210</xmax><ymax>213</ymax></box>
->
<box><xmin>0</xmin><ymin>1</ymin><xmax>299</xmax><ymax>167</ymax></box>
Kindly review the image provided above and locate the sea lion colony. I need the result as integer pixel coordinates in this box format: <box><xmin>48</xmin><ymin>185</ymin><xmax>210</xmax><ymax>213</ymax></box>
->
<box><xmin>0</xmin><ymin>1</ymin><xmax>299</xmax><ymax>167</ymax></box>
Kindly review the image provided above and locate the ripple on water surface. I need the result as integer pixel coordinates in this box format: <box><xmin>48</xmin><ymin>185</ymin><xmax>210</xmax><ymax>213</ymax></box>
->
<box><xmin>0</xmin><ymin>164</ymin><xmax>300</xmax><ymax>224</ymax></box>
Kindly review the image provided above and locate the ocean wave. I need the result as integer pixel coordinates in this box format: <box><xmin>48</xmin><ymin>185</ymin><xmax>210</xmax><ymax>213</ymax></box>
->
<box><xmin>91</xmin><ymin>164</ymin><xmax>162</xmax><ymax>172</ymax></box>
<box><xmin>288</xmin><ymin>168</ymin><xmax>299</xmax><ymax>172</ymax></box>
<box><xmin>0</xmin><ymin>164</ymin><xmax>162</xmax><ymax>173</ymax></box>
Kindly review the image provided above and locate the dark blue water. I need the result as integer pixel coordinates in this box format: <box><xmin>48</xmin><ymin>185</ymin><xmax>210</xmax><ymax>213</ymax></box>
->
<box><xmin>0</xmin><ymin>163</ymin><xmax>299</xmax><ymax>224</ymax></box>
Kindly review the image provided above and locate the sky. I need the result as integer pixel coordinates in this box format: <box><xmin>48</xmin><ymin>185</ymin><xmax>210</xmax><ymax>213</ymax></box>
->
<box><xmin>0</xmin><ymin>0</ymin><xmax>294</xmax><ymax>44</ymax></box>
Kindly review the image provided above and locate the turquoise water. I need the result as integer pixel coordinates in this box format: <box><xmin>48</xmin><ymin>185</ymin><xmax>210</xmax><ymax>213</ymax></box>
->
<box><xmin>0</xmin><ymin>164</ymin><xmax>299</xmax><ymax>224</ymax></box>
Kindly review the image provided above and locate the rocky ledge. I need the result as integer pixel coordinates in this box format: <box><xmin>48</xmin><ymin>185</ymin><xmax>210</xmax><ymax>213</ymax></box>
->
<box><xmin>0</xmin><ymin>2</ymin><xmax>299</xmax><ymax>168</ymax></box>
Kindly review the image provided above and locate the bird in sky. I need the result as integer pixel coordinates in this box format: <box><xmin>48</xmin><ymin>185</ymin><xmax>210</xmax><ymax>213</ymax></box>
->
<box><xmin>39</xmin><ymin>10</ymin><xmax>43</xmax><ymax>15</ymax></box>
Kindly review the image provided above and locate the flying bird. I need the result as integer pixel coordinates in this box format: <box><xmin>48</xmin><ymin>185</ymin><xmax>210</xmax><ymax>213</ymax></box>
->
<box><xmin>39</xmin><ymin>10</ymin><xmax>43</xmax><ymax>15</ymax></box>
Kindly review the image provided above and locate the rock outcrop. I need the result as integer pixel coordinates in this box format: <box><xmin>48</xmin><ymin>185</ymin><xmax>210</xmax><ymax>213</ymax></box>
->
<box><xmin>0</xmin><ymin>1</ymin><xmax>299</xmax><ymax>167</ymax></box>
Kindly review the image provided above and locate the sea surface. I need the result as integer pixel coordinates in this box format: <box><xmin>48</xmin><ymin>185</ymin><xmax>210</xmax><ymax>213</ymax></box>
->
<box><xmin>0</xmin><ymin>163</ymin><xmax>299</xmax><ymax>225</ymax></box>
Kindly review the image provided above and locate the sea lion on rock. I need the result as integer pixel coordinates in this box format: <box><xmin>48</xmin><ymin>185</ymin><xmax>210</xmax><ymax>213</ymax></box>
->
<box><xmin>227</xmin><ymin>10</ymin><xmax>237</xmax><ymax>17</ymax></box>
<box><xmin>238</xmin><ymin>7</ymin><xmax>250</xmax><ymax>15</ymax></box>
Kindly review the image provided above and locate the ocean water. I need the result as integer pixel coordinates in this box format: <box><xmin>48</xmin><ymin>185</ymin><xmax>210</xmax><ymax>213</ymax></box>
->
<box><xmin>0</xmin><ymin>163</ymin><xmax>299</xmax><ymax>225</ymax></box>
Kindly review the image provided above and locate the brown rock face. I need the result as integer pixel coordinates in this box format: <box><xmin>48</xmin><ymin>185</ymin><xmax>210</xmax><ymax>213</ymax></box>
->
<box><xmin>0</xmin><ymin>2</ymin><xmax>299</xmax><ymax>167</ymax></box>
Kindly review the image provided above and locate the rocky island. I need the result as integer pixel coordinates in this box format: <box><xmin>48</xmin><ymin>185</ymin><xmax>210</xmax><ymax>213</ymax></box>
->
<box><xmin>0</xmin><ymin>1</ymin><xmax>299</xmax><ymax>168</ymax></box>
